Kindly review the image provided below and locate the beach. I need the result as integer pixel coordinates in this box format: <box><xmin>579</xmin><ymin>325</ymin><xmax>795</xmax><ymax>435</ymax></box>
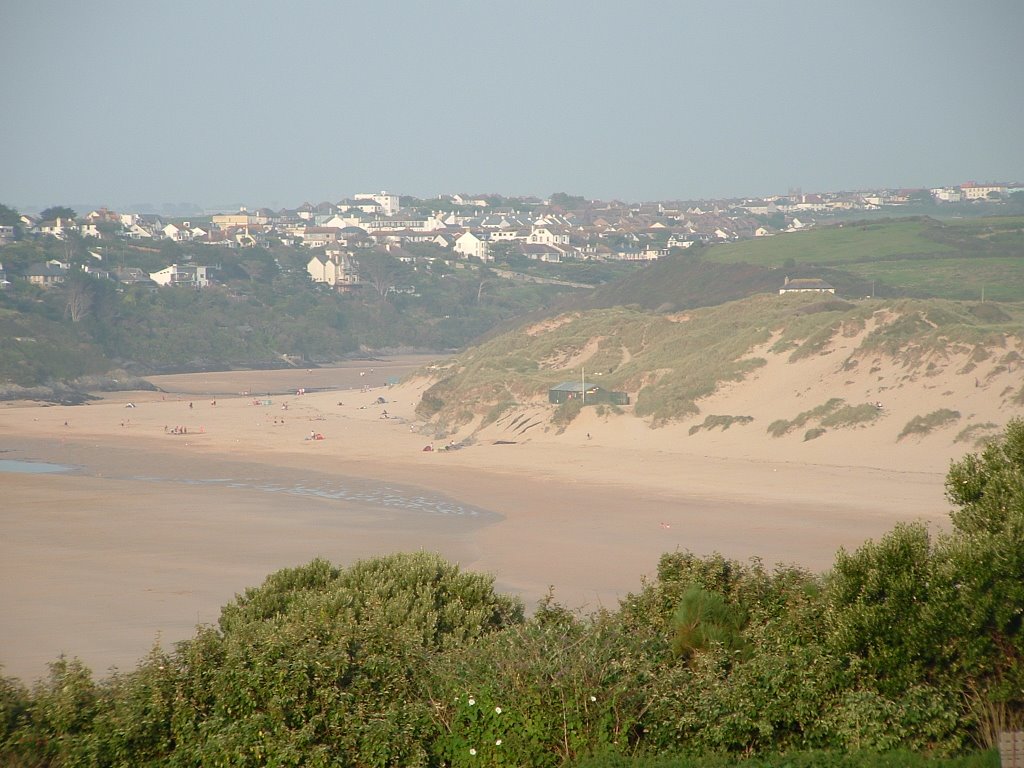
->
<box><xmin>0</xmin><ymin>354</ymin><xmax>991</xmax><ymax>684</ymax></box>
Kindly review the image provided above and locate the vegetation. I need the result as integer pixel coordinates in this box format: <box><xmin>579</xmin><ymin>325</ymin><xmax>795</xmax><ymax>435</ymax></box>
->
<box><xmin>954</xmin><ymin>422</ymin><xmax>999</xmax><ymax>445</ymax></box>
<box><xmin>767</xmin><ymin>398</ymin><xmax>845</xmax><ymax>437</ymax></box>
<box><xmin>688</xmin><ymin>414</ymin><xmax>754</xmax><ymax>436</ymax></box>
<box><xmin>898</xmin><ymin>409</ymin><xmax>962</xmax><ymax>441</ymax></box>
<box><xmin>692</xmin><ymin>216</ymin><xmax>1024</xmax><ymax>303</ymax></box>
<box><xmin>416</xmin><ymin>294</ymin><xmax>1023</xmax><ymax>433</ymax></box>
<box><xmin>2</xmin><ymin>420</ymin><xmax>1021</xmax><ymax>766</ymax></box>
<box><xmin>0</xmin><ymin>237</ymin><xmax>578</xmax><ymax>389</ymax></box>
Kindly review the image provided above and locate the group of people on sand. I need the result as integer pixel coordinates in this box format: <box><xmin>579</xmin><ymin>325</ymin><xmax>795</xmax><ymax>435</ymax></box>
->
<box><xmin>165</xmin><ymin>425</ymin><xmax>189</xmax><ymax>435</ymax></box>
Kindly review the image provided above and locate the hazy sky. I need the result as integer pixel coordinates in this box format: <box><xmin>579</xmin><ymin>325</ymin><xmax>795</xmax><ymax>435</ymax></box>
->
<box><xmin>2</xmin><ymin>1</ymin><xmax>1022</xmax><ymax>211</ymax></box>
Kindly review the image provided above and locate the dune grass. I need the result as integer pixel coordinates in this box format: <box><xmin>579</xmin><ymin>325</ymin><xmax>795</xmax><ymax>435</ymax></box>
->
<box><xmin>768</xmin><ymin>399</ymin><xmax>845</xmax><ymax>437</ymax></box>
<box><xmin>688</xmin><ymin>414</ymin><xmax>754</xmax><ymax>436</ymax></box>
<box><xmin>898</xmin><ymin>409</ymin><xmax>961</xmax><ymax>441</ymax></box>
<box><xmin>416</xmin><ymin>294</ymin><xmax>1024</xmax><ymax>432</ymax></box>
<box><xmin>954</xmin><ymin>422</ymin><xmax>1000</xmax><ymax>445</ymax></box>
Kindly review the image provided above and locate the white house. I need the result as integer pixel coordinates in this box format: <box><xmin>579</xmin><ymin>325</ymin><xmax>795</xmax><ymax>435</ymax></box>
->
<box><xmin>149</xmin><ymin>264</ymin><xmax>214</xmax><ymax>288</ymax></box>
<box><xmin>161</xmin><ymin>223</ymin><xmax>194</xmax><ymax>242</ymax></box>
<box><xmin>39</xmin><ymin>217</ymin><xmax>78</xmax><ymax>239</ymax></box>
<box><xmin>779</xmin><ymin>277</ymin><xmax>835</xmax><ymax>295</ymax></box>
<box><xmin>528</xmin><ymin>225</ymin><xmax>570</xmax><ymax>246</ymax></box>
<box><xmin>307</xmin><ymin>250</ymin><xmax>359</xmax><ymax>290</ymax></box>
<box><xmin>453</xmin><ymin>231</ymin><xmax>491</xmax><ymax>261</ymax></box>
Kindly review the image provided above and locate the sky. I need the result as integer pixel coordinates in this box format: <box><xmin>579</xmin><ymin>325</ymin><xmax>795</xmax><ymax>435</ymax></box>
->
<box><xmin>2</xmin><ymin>0</ymin><xmax>1023</xmax><ymax>212</ymax></box>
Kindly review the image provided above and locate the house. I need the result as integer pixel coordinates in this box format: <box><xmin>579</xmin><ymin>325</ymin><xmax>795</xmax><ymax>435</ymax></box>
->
<box><xmin>528</xmin><ymin>224</ymin><xmax>571</xmax><ymax>246</ymax></box>
<box><xmin>960</xmin><ymin>181</ymin><xmax>1008</xmax><ymax>201</ymax></box>
<box><xmin>307</xmin><ymin>250</ymin><xmax>359</xmax><ymax>290</ymax></box>
<box><xmin>149</xmin><ymin>264</ymin><xmax>215</xmax><ymax>288</ymax></box>
<box><xmin>38</xmin><ymin>217</ymin><xmax>78</xmax><ymax>239</ymax></box>
<box><xmin>112</xmin><ymin>266</ymin><xmax>156</xmax><ymax>287</ymax></box>
<box><xmin>548</xmin><ymin>382</ymin><xmax>629</xmax><ymax>406</ymax></box>
<box><xmin>162</xmin><ymin>223</ymin><xmax>194</xmax><ymax>241</ymax></box>
<box><xmin>779</xmin><ymin>277</ymin><xmax>835</xmax><ymax>295</ymax></box>
<box><xmin>0</xmin><ymin>225</ymin><xmax>15</xmax><ymax>245</ymax></box>
<box><xmin>25</xmin><ymin>261</ymin><xmax>69</xmax><ymax>288</ymax></box>
<box><xmin>453</xmin><ymin>231</ymin><xmax>491</xmax><ymax>261</ymax></box>
<box><xmin>0</xmin><ymin>262</ymin><xmax>11</xmax><ymax>289</ymax></box>
<box><xmin>300</xmin><ymin>227</ymin><xmax>342</xmax><ymax>248</ymax></box>
<box><xmin>517</xmin><ymin>243</ymin><xmax>564</xmax><ymax>263</ymax></box>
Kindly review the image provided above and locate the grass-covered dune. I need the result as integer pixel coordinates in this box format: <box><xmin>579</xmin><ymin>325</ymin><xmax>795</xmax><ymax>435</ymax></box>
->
<box><xmin>3</xmin><ymin>421</ymin><xmax>1023</xmax><ymax>767</ymax></box>
<box><xmin>415</xmin><ymin>293</ymin><xmax>1024</xmax><ymax>437</ymax></box>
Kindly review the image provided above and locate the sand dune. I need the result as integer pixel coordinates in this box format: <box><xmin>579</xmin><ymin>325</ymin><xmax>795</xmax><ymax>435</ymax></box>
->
<box><xmin>1</xmin><ymin>346</ymin><xmax>1016</xmax><ymax>684</ymax></box>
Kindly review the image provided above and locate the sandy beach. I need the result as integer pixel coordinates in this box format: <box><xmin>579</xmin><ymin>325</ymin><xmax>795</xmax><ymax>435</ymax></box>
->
<box><xmin>1</xmin><ymin>352</ymin><xmax>1011</xmax><ymax>684</ymax></box>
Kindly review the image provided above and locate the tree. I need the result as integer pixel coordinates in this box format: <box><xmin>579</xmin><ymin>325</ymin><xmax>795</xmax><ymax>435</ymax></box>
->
<box><xmin>359</xmin><ymin>251</ymin><xmax>402</xmax><ymax>299</ymax></box>
<box><xmin>38</xmin><ymin>206</ymin><xmax>77</xmax><ymax>222</ymax></box>
<box><xmin>946</xmin><ymin>418</ymin><xmax>1024</xmax><ymax>535</ymax></box>
<box><xmin>0</xmin><ymin>203</ymin><xmax>20</xmax><ymax>227</ymax></box>
<box><xmin>63</xmin><ymin>271</ymin><xmax>97</xmax><ymax>323</ymax></box>
<box><xmin>549</xmin><ymin>192</ymin><xmax>586</xmax><ymax>210</ymax></box>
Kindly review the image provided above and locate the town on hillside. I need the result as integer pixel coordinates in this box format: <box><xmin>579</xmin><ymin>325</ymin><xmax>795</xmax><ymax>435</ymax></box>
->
<box><xmin>0</xmin><ymin>181</ymin><xmax>1020</xmax><ymax>292</ymax></box>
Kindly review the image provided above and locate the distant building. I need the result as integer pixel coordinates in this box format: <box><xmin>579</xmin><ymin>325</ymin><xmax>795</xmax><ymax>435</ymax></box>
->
<box><xmin>960</xmin><ymin>181</ymin><xmax>1008</xmax><ymax>200</ymax></box>
<box><xmin>149</xmin><ymin>264</ymin><xmax>215</xmax><ymax>288</ymax></box>
<box><xmin>307</xmin><ymin>250</ymin><xmax>359</xmax><ymax>290</ymax></box>
<box><xmin>779</xmin><ymin>276</ymin><xmax>835</xmax><ymax>295</ymax></box>
<box><xmin>25</xmin><ymin>261</ymin><xmax>69</xmax><ymax>288</ymax></box>
<box><xmin>354</xmin><ymin>191</ymin><xmax>400</xmax><ymax>217</ymax></box>
<box><xmin>453</xmin><ymin>231</ymin><xmax>492</xmax><ymax>261</ymax></box>
<box><xmin>548</xmin><ymin>382</ymin><xmax>629</xmax><ymax>406</ymax></box>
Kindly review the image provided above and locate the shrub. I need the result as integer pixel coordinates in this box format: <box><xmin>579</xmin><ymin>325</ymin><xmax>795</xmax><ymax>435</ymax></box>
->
<box><xmin>688</xmin><ymin>414</ymin><xmax>754</xmax><ymax>436</ymax></box>
<box><xmin>898</xmin><ymin>409</ymin><xmax>961</xmax><ymax>440</ymax></box>
<box><xmin>820</xmin><ymin>403</ymin><xmax>883</xmax><ymax>429</ymax></box>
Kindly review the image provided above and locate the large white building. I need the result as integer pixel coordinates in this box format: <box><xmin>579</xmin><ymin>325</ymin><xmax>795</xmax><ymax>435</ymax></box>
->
<box><xmin>354</xmin><ymin>191</ymin><xmax>400</xmax><ymax>217</ymax></box>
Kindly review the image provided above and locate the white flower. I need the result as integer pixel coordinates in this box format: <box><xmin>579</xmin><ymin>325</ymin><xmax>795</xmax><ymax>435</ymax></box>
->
<box><xmin>468</xmin><ymin>697</ymin><xmax>476</xmax><ymax>706</ymax></box>
<box><xmin>495</xmin><ymin>739</ymin><xmax>502</xmax><ymax>746</ymax></box>
<box><xmin>589</xmin><ymin>695</ymin><xmax>597</xmax><ymax>702</ymax></box>
<box><xmin>495</xmin><ymin>706</ymin><xmax>502</xmax><ymax>714</ymax></box>
<box><xmin>469</xmin><ymin>748</ymin><xmax>477</xmax><ymax>756</ymax></box>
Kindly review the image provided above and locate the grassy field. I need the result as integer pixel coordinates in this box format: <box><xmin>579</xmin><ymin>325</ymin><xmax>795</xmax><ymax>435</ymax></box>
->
<box><xmin>705</xmin><ymin>218</ymin><xmax>955</xmax><ymax>267</ymax></box>
<box><xmin>840</xmin><ymin>256</ymin><xmax>1024</xmax><ymax>302</ymax></box>
<box><xmin>684</xmin><ymin>215</ymin><xmax>1024</xmax><ymax>302</ymax></box>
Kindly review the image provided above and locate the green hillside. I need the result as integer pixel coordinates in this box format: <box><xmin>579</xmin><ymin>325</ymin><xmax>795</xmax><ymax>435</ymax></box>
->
<box><xmin>0</xmin><ymin>240</ymin><xmax>576</xmax><ymax>393</ymax></box>
<box><xmin>418</xmin><ymin>293</ymin><xmax>1024</xmax><ymax>430</ymax></box>
<box><xmin>706</xmin><ymin>218</ymin><xmax>956</xmax><ymax>266</ymax></box>
<box><xmin>698</xmin><ymin>216</ymin><xmax>1024</xmax><ymax>302</ymax></box>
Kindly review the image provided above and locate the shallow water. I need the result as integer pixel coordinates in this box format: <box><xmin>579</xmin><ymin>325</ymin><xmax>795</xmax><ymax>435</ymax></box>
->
<box><xmin>129</xmin><ymin>473</ymin><xmax>494</xmax><ymax>518</ymax></box>
<box><xmin>0</xmin><ymin>459</ymin><xmax>74</xmax><ymax>474</ymax></box>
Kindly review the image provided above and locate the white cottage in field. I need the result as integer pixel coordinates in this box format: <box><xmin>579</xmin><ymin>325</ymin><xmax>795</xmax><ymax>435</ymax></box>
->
<box><xmin>779</xmin><ymin>276</ymin><xmax>835</xmax><ymax>295</ymax></box>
